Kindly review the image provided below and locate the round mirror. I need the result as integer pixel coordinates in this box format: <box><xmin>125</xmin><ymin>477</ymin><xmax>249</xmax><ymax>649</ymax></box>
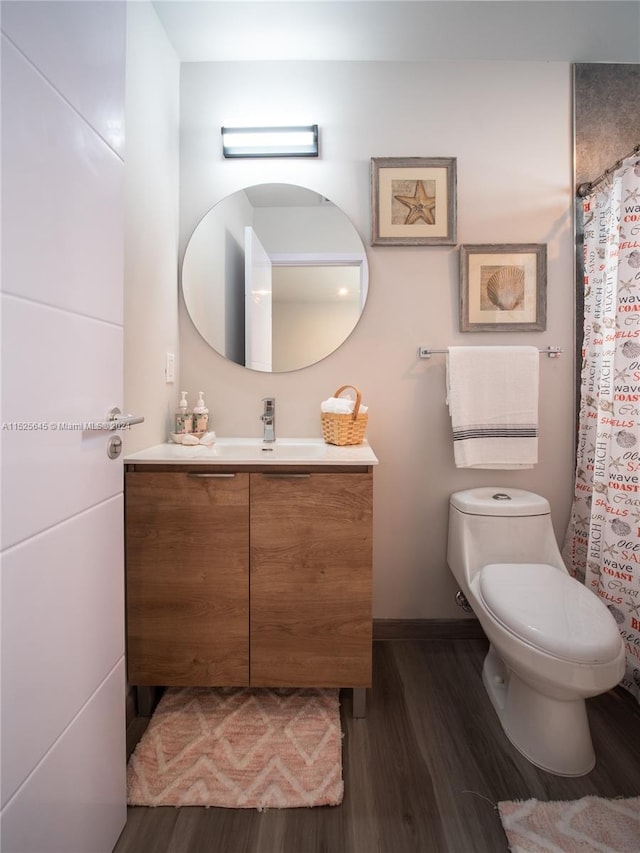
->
<box><xmin>182</xmin><ymin>184</ymin><xmax>369</xmax><ymax>372</ymax></box>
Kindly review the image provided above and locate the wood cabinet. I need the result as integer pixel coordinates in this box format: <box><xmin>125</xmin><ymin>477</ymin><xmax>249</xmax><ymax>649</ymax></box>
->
<box><xmin>125</xmin><ymin>464</ymin><xmax>373</xmax><ymax>702</ymax></box>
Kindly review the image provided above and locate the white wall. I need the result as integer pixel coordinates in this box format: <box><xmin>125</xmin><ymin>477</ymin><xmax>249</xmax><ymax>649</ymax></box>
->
<box><xmin>179</xmin><ymin>59</ymin><xmax>575</xmax><ymax>619</ymax></box>
<box><xmin>124</xmin><ymin>2</ymin><xmax>180</xmax><ymax>453</ymax></box>
<box><xmin>273</xmin><ymin>292</ymin><xmax>361</xmax><ymax>372</ymax></box>
<box><xmin>1</xmin><ymin>1</ymin><xmax>127</xmax><ymax>849</ymax></box>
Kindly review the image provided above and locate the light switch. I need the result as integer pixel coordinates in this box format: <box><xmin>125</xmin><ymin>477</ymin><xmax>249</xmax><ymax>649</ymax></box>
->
<box><xmin>165</xmin><ymin>352</ymin><xmax>175</xmax><ymax>383</ymax></box>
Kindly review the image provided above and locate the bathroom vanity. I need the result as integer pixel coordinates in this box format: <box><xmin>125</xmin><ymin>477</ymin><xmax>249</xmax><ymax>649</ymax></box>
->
<box><xmin>124</xmin><ymin>439</ymin><xmax>377</xmax><ymax>716</ymax></box>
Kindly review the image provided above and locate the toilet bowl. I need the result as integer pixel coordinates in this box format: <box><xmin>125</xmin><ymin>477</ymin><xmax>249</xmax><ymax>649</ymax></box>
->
<box><xmin>447</xmin><ymin>487</ymin><xmax>625</xmax><ymax>777</ymax></box>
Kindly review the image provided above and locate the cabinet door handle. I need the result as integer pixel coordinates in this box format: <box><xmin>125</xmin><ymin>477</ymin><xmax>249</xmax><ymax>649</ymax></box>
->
<box><xmin>261</xmin><ymin>473</ymin><xmax>311</xmax><ymax>479</ymax></box>
<box><xmin>187</xmin><ymin>472</ymin><xmax>236</xmax><ymax>478</ymax></box>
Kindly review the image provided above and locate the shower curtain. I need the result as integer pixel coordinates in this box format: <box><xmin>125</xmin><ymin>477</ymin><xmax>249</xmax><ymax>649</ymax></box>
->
<box><xmin>564</xmin><ymin>152</ymin><xmax>640</xmax><ymax>704</ymax></box>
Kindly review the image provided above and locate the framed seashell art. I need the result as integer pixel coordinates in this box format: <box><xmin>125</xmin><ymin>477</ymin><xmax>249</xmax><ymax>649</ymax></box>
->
<box><xmin>371</xmin><ymin>157</ymin><xmax>457</xmax><ymax>246</ymax></box>
<box><xmin>459</xmin><ymin>243</ymin><xmax>547</xmax><ymax>331</ymax></box>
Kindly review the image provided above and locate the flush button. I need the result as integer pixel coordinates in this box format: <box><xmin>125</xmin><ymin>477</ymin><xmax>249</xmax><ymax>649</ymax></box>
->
<box><xmin>492</xmin><ymin>492</ymin><xmax>511</xmax><ymax>500</ymax></box>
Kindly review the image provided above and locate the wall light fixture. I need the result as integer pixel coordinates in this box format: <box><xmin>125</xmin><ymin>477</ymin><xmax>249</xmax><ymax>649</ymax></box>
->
<box><xmin>221</xmin><ymin>125</ymin><xmax>319</xmax><ymax>158</ymax></box>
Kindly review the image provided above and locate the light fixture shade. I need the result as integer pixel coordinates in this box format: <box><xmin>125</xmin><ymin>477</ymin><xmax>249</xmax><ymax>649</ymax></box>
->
<box><xmin>221</xmin><ymin>125</ymin><xmax>319</xmax><ymax>158</ymax></box>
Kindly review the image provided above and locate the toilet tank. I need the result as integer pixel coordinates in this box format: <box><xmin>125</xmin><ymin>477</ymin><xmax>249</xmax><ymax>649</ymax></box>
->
<box><xmin>447</xmin><ymin>488</ymin><xmax>565</xmax><ymax>588</ymax></box>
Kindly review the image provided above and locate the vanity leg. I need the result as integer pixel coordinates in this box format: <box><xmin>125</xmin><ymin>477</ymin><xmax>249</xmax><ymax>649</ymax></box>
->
<box><xmin>352</xmin><ymin>687</ymin><xmax>366</xmax><ymax>718</ymax></box>
<box><xmin>136</xmin><ymin>686</ymin><xmax>155</xmax><ymax>718</ymax></box>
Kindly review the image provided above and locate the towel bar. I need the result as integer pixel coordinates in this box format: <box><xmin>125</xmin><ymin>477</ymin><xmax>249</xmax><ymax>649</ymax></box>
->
<box><xmin>418</xmin><ymin>346</ymin><xmax>562</xmax><ymax>359</ymax></box>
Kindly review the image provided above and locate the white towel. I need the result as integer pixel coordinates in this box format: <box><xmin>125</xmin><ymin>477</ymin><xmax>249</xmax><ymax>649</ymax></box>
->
<box><xmin>320</xmin><ymin>397</ymin><xmax>369</xmax><ymax>414</ymax></box>
<box><xmin>446</xmin><ymin>346</ymin><xmax>539</xmax><ymax>469</ymax></box>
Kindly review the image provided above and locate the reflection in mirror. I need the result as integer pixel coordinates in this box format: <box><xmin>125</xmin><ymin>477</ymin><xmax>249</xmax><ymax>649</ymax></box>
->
<box><xmin>182</xmin><ymin>184</ymin><xmax>369</xmax><ymax>372</ymax></box>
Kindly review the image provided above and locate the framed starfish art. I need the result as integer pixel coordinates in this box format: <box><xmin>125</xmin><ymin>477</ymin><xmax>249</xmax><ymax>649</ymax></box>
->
<box><xmin>371</xmin><ymin>157</ymin><xmax>457</xmax><ymax>246</ymax></box>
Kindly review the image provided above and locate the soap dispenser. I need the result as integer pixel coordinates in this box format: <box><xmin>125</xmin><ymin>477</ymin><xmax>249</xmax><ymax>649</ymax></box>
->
<box><xmin>175</xmin><ymin>391</ymin><xmax>193</xmax><ymax>434</ymax></box>
<box><xmin>193</xmin><ymin>391</ymin><xmax>209</xmax><ymax>434</ymax></box>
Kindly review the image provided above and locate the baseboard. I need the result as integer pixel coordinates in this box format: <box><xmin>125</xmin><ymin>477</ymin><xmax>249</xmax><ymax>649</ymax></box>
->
<box><xmin>373</xmin><ymin>617</ymin><xmax>486</xmax><ymax>640</ymax></box>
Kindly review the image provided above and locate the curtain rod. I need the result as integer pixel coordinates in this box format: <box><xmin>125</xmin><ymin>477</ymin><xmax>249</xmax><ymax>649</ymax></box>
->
<box><xmin>576</xmin><ymin>142</ymin><xmax>640</xmax><ymax>198</ymax></box>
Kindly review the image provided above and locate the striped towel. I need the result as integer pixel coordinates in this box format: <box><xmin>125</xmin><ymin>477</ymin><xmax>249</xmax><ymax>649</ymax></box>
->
<box><xmin>446</xmin><ymin>346</ymin><xmax>539</xmax><ymax>469</ymax></box>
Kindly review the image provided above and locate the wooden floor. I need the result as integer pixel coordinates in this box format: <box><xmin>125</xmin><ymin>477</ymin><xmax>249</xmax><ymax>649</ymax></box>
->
<box><xmin>113</xmin><ymin>639</ymin><xmax>640</xmax><ymax>853</ymax></box>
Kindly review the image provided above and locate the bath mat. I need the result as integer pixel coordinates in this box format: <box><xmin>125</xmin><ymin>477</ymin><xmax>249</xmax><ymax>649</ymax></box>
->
<box><xmin>127</xmin><ymin>686</ymin><xmax>343</xmax><ymax>809</ymax></box>
<box><xmin>498</xmin><ymin>796</ymin><xmax>640</xmax><ymax>852</ymax></box>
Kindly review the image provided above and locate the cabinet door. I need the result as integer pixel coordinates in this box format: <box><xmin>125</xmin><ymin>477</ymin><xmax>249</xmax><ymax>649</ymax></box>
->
<box><xmin>126</xmin><ymin>471</ymin><xmax>249</xmax><ymax>686</ymax></box>
<box><xmin>250</xmin><ymin>472</ymin><xmax>372</xmax><ymax>687</ymax></box>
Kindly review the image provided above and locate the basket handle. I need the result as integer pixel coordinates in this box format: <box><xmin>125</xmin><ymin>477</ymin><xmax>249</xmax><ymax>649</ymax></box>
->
<box><xmin>333</xmin><ymin>385</ymin><xmax>362</xmax><ymax>420</ymax></box>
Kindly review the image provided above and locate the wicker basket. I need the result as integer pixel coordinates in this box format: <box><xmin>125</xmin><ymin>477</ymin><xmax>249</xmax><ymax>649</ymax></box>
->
<box><xmin>321</xmin><ymin>385</ymin><xmax>368</xmax><ymax>446</ymax></box>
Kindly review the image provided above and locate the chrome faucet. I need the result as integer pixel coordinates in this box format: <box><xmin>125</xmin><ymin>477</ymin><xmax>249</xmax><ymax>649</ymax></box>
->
<box><xmin>261</xmin><ymin>397</ymin><xmax>276</xmax><ymax>442</ymax></box>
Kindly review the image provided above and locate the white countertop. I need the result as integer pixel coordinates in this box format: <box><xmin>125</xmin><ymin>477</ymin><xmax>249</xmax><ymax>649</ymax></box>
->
<box><xmin>124</xmin><ymin>437</ymin><xmax>378</xmax><ymax>466</ymax></box>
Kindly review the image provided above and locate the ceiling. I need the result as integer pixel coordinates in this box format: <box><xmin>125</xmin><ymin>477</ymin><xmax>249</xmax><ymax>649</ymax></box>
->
<box><xmin>151</xmin><ymin>1</ymin><xmax>639</xmax><ymax>64</ymax></box>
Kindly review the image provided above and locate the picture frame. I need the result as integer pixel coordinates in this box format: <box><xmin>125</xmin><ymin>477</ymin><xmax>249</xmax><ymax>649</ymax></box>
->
<box><xmin>371</xmin><ymin>157</ymin><xmax>457</xmax><ymax>246</ymax></box>
<box><xmin>459</xmin><ymin>243</ymin><xmax>547</xmax><ymax>332</ymax></box>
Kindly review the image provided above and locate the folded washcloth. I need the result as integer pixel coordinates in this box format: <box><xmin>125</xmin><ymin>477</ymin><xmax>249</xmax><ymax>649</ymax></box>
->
<box><xmin>321</xmin><ymin>397</ymin><xmax>369</xmax><ymax>414</ymax></box>
<box><xmin>446</xmin><ymin>346</ymin><xmax>539</xmax><ymax>469</ymax></box>
<box><xmin>321</xmin><ymin>397</ymin><xmax>354</xmax><ymax>413</ymax></box>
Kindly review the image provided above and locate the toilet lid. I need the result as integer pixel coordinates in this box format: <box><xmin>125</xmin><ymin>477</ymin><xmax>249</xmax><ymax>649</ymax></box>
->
<box><xmin>478</xmin><ymin>563</ymin><xmax>622</xmax><ymax>664</ymax></box>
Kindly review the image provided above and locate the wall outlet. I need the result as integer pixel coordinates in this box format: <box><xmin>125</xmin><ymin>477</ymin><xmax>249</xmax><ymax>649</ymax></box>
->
<box><xmin>165</xmin><ymin>352</ymin><xmax>175</xmax><ymax>383</ymax></box>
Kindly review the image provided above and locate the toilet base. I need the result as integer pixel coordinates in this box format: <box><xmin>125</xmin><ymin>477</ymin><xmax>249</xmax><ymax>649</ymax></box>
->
<box><xmin>482</xmin><ymin>646</ymin><xmax>595</xmax><ymax>777</ymax></box>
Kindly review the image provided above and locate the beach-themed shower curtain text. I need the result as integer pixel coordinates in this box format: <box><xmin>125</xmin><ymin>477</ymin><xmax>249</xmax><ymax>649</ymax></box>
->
<box><xmin>564</xmin><ymin>152</ymin><xmax>640</xmax><ymax>704</ymax></box>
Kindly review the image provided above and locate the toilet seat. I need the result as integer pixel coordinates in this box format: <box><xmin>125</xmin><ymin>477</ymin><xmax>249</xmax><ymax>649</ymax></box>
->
<box><xmin>478</xmin><ymin>563</ymin><xmax>622</xmax><ymax>665</ymax></box>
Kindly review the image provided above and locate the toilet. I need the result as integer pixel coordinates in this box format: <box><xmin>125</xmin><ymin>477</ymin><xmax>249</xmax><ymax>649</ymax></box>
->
<box><xmin>447</xmin><ymin>487</ymin><xmax>625</xmax><ymax>777</ymax></box>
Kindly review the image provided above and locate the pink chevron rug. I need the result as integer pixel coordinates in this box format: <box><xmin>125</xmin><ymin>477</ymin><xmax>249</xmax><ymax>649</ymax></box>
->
<box><xmin>127</xmin><ymin>686</ymin><xmax>343</xmax><ymax>809</ymax></box>
<box><xmin>498</xmin><ymin>796</ymin><xmax>640</xmax><ymax>852</ymax></box>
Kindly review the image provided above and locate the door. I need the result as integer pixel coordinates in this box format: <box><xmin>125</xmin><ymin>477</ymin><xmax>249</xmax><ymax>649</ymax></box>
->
<box><xmin>126</xmin><ymin>471</ymin><xmax>250</xmax><ymax>686</ymax></box>
<box><xmin>244</xmin><ymin>225</ymin><xmax>273</xmax><ymax>371</ymax></box>
<box><xmin>1</xmin><ymin>4</ymin><xmax>128</xmax><ymax>851</ymax></box>
<box><xmin>249</xmin><ymin>472</ymin><xmax>373</xmax><ymax>687</ymax></box>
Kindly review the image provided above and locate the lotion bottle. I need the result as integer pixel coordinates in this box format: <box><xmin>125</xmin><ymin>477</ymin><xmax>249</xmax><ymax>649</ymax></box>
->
<box><xmin>175</xmin><ymin>391</ymin><xmax>193</xmax><ymax>434</ymax></box>
<box><xmin>193</xmin><ymin>391</ymin><xmax>209</xmax><ymax>434</ymax></box>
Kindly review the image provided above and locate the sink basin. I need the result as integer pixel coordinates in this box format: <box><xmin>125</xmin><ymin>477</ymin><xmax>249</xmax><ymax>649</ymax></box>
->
<box><xmin>124</xmin><ymin>437</ymin><xmax>378</xmax><ymax>467</ymax></box>
<box><xmin>210</xmin><ymin>438</ymin><xmax>328</xmax><ymax>461</ymax></box>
